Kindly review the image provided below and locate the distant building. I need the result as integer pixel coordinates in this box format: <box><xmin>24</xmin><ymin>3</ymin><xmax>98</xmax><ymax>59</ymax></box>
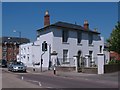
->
<box><xmin>0</xmin><ymin>36</ymin><xmax>30</xmax><ymax>62</ymax></box>
<box><xmin>19</xmin><ymin>11</ymin><xmax>108</xmax><ymax>71</ymax></box>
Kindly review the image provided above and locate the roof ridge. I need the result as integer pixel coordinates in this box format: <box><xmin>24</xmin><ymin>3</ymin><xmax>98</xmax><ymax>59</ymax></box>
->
<box><xmin>54</xmin><ymin>21</ymin><xmax>83</xmax><ymax>27</ymax></box>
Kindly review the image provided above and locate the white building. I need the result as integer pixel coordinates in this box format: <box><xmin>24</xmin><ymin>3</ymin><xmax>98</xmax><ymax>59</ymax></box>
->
<box><xmin>18</xmin><ymin>11</ymin><xmax>108</xmax><ymax>71</ymax></box>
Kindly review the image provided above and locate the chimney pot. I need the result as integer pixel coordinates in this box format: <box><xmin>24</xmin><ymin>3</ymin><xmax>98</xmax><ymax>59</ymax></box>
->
<box><xmin>45</xmin><ymin>10</ymin><xmax>49</xmax><ymax>15</ymax></box>
<box><xmin>44</xmin><ymin>10</ymin><xmax>50</xmax><ymax>27</ymax></box>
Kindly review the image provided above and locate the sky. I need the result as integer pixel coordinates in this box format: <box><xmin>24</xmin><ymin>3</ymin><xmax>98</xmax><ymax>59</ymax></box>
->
<box><xmin>2</xmin><ymin>2</ymin><xmax>118</xmax><ymax>42</ymax></box>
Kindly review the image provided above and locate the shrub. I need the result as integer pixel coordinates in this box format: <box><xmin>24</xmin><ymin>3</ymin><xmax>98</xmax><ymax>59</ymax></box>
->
<box><xmin>108</xmin><ymin>60</ymin><xmax>120</xmax><ymax>65</ymax></box>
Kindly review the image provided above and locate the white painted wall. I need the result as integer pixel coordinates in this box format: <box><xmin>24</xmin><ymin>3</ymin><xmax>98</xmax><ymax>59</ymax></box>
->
<box><xmin>104</xmin><ymin>50</ymin><xmax>110</xmax><ymax>64</ymax></box>
<box><xmin>52</xmin><ymin>28</ymin><xmax>104</xmax><ymax>67</ymax></box>
<box><xmin>19</xmin><ymin>27</ymin><xmax>106</xmax><ymax>70</ymax></box>
<box><xmin>19</xmin><ymin>41</ymin><xmax>41</xmax><ymax>68</ymax></box>
<box><xmin>35</xmin><ymin>29</ymin><xmax>53</xmax><ymax>70</ymax></box>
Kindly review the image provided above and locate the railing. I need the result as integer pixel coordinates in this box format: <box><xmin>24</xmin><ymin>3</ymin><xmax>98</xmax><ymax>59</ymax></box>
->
<box><xmin>56</xmin><ymin>57</ymin><xmax>98</xmax><ymax>67</ymax></box>
<box><xmin>89</xmin><ymin>57</ymin><xmax>98</xmax><ymax>67</ymax></box>
<box><xmin>57</xmin><ymin>58</ymin><xmax>75</xmax><ymax>67</ymax></box>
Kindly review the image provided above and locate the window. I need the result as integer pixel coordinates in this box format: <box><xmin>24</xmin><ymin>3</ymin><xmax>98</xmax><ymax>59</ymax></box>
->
<box><xmin>27</xmin><ymin>56</ymin><xmax>29</xmax><ymax>61</ymax></box>
<box><xmin>2</xmin><ymin>47</ymin><xmax>7</xmax><ymax>52</ymax></box>
<box><xmin>77</xmin><ymin>31</ymin><xmax>82</xmax><ymax>44</ymax></box>
<box><xmin>23</xmin><ymin>55</ymin><xmax>26</xmax><ymax>59</ymax></box>
<box><xmin>62</xmin><ymin>30</ymin><xmax>68</xmax><ymax>42</ymax></box>
<box><xmin>88</xmin><ymin>34</ymin><xmax>93</xmax><ymax>45</ymax></box>
<box><xmin>2</xmin><ymin>52</ymin><xmax>6</xmax><ymax>57</ymax></box>
<box><xmin>63</xmin><ymin>50</ymin><xmax>68</xmax><ymax>62</ymax></box>
<box><xmin>89</xmin><ymin>51</ymin><xmax>93</xmax><ymax>66</ymax></box>
<box><xmin>100</xmin><ymin>46</ymin><xmax>102</xmax><ymax>53</ymax></box>
<box><xmin>9</xmin><ymin>53</ymin><xmax>11</xmax><ymax>55</ymax></box>
<box><xmin>89</xmin><ymin>51</ymin><xmax>92</xmax><ymax>62</ymax></box>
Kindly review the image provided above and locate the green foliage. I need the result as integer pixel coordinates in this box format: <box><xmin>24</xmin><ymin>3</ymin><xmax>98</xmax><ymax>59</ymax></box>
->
<box><xmin>108</xmin><ymin>60</ymin><xmax>120</xmax><ymax>65</ymax></box>
<box><xmin>107</xmin><ymin>22</ymin><xmax>120</xmax><ymax>54</ymax></box>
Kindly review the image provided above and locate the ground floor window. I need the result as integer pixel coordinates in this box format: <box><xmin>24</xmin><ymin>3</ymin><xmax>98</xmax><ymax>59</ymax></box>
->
<box><xmin>63</xmin><ymin>49</ymin><xmax>68</xmax><ymax>62</ymax></box>
<box><xmin>89</xmin><ymin>51</ymin><xmax>93</xmax><ymax>66</ymax></box>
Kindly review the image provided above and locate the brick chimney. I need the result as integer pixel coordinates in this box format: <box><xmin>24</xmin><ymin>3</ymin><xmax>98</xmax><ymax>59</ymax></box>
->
<box><xmin>84</xmin><ymin>20</ymin><xmax>89</xmax><ymax>30</ymax></box>
<box><xmin>44</xmin><ymin>10</ymin><xmax>50</xmax><ymax>27</ymax></box>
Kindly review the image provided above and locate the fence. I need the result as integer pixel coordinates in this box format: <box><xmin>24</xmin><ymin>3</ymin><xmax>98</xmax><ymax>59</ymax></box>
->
<box><xmin>57</xmin><ymin>57</ymin><xmax>98</xmax><ymax>68</ymax></box>
<box><xmin>57</xmin><ymin>58</ymin><xmax>75</xmax><ymax>67</ymax></box>
<box><xmin>77</xmin><ymin>57</ymin><xmax>98</xmax><ymax>68</ymax></box>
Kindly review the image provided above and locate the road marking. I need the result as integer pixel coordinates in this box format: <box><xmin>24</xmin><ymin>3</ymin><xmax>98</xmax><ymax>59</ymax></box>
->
<box><xmin>21</xmin><ymin>76</ymin><xmax>24</xmax><ymax>80</ymax></box>
<box><xmin>38</xmin><ymin>82</ymin><xmax>42</xmax><ymax>86</ymax></box>
<box><xmin>20</xmin><ymin>76</ymin><xmax>42</xmax><ymax>87</ymax></box>
<box><xmin>85</xmin><ymin>78</ymin><xmax>89</xmax><ymax>80</ymax></box>
<box><xmin>46</xmin><ymin>87</ymin><xmax>53</xmax><ymax>88</ymax></box>
<box><xmin>24</xmin><ymin>79</ymin><xmax>42</xmax><ymax>87</ymax></box>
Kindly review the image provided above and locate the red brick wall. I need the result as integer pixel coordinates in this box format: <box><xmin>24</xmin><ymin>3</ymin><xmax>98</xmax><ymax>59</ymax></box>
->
<box><xmin>2</xmin><ymin>43</ymin><xmax>19</xmax><ymax>62</ymax></box>
<box><xmin>110</xmin><ymin>51</ymin><xmax>120</xmax><ymax>60</ymax></box>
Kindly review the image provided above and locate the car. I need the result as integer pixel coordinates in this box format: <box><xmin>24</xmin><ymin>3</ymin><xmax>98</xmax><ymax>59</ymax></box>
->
<box><xmin>1</xmin><ymin>59</ymin><xmax>7</xmax><ymax>68</ymax></box>
<box><xmin>8</xmin><ymin>61</ymin><xmax>27</xmax><ymax>72</ymax></box>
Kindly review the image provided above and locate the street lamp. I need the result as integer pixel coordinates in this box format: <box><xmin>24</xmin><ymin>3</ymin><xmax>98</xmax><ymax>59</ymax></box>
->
<box><xmin>13</xmin><ymin>30</ymin><xmax>22</xmax><ymax>62</ymax></box>
<box><xmin>13</xmin><ymin>30</ymin><xmax>21</xmax><ymax>41</ymax></box>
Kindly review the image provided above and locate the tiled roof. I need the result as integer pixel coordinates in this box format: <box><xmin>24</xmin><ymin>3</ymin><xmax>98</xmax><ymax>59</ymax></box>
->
<box><xmin>37</xmin><ymin>21</ymin><xmax>100</xmax><ymax>34</ymax></box>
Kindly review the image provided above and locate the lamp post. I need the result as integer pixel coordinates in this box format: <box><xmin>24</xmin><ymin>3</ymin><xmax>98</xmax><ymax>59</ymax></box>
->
<box><xmin>13</xmin><ymin>30</ymin><xmax>22</xmax><ymax>62</ymax></box>
<box><xmin>13</xmin><ymin>30</ymin><xmax>21</xmax><ymax>40</ymax></box>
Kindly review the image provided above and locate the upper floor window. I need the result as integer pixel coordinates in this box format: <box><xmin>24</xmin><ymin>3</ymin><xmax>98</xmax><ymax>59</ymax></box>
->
<box><xmin>62</xmin><ymin>30</ymin><xmax>68</xmax><ymax>43</ymax></box>
<box><xmin>77</xmin><ymin>31</ymin><xmax>82</xmax><ymax>44</ymax></box>
<box><xmin>88</xmin><ymin>34</ymin><xmax>93</xmax><ymax>45</ymax></box>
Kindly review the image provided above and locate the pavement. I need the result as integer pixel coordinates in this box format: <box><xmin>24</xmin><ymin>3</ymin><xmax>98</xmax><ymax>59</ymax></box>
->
<box><xmin>26</xmin><ymin>67</ymin><xmax>119</xmax><ymax>84</ymax></box>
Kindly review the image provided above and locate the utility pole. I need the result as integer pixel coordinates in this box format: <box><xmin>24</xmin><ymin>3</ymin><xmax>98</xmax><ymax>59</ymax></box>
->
<box><xmin>13</xmin><ymin>30</ymin><xmax>21</xmax><ymax>62</ymax></box>
<box><xmin>41</xmin><ymin>51</ymin><xmax>45</xmax><ymax>72</ymax></box>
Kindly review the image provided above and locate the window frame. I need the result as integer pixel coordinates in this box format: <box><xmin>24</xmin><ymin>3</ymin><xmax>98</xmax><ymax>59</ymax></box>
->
<box><xmin>63</xmin><ymin>49</ymin><xmax>68</xmax><ymax>62</ymax></box>
<box><xmin>62</xmin><ymin>29</ymin><xmax>69</xmax><ymax>43</ymax></box>
<box><xmin>77</xmin><ymin>31</ymin><xmax>82</xmax><ymax>44</ymax></box>
<box><xmin>88</xmin><ymin>34</ymin><xmax>93</xmax><ymax>45</ymax></box>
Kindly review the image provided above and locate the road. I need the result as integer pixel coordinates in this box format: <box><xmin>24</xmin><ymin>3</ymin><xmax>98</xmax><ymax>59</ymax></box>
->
<box><xmin>17</xmin><ymin>73</ymin><xmax>118</xmax><ymax>88</ymax></box>
<box><xmin>2</xmin><ymin>69</ymin><xmax>40</xmax><ymax>88</ymax></box>
<box><xmin>2</xmin><ymin>68</ymin><xmax>119</xmax><ymax>89</ymax></box>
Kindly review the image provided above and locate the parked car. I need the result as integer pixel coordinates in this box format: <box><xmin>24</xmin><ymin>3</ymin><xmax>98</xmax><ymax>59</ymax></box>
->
<box><xmin>8</xmin><ymin>61</ymin><xmax>26</xmax><ymax>72</ymax></box>
<box><xmin>1</xmin><ymin>59</ymin><xmax>7</xmax><ymax>68</ymax></box>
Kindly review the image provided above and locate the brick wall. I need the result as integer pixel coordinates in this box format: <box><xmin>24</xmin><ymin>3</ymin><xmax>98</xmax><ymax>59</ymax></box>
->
<box><xmin>104</xmin><ymin>64</ymin><xmax>120</xmax><ymax>73</ymax></box>
<box><xmin>110</xmin><ymin>51</ymin><xmax>120</xmax><ymax>60</ymax></box>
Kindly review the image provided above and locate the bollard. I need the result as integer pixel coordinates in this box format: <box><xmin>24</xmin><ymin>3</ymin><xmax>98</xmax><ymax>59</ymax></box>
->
<box><xmin>53</xmin><ymin>66</ymin><xmax>56</xmax><ymax>75</ymax></box>
<box><xmin>33</xmin><ymin>68</ymin><xmax>35</xmax><ymax>71</ymax></box>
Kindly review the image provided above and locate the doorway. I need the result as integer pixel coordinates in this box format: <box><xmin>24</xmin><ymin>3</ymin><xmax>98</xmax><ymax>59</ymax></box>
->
<box><xmin>77</xmin><ymin>50</ymin><xmax>82</xmax><ymax>67</ymax></box>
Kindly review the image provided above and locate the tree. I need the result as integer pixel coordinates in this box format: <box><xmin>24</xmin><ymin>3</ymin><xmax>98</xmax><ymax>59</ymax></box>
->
<box><xmin>107</xmin><ymin>22</ymin><xmax>120</xmax><ymax>54</ymax></box>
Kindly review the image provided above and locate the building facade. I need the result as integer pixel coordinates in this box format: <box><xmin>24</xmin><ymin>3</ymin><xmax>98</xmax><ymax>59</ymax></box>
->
<box><xmin>1</xmin><ymin>37</ymin><xmax>30</xmax><ymax>62</ymax></box>
<box><xmin>19</xmin><ymin>11</ymin><xmax>108</xmax><ymax>71</ymax></box>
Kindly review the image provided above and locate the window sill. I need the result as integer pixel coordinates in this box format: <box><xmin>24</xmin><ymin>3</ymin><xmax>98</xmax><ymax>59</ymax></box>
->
<box><xmin>89</xmin><ymin>44</ymin><xmax>94</xmax><ymax>47</ymax></box>
<box><xmin>77</xmin><ymin>43</ymin><xmax>82</xmax><ymax>46</ymax></box>
<box><xmin>62</xmin><ymin>42</ymin><xmax>69</xmax><ymax>45</ymax></box>
<box><xmin>62</xmin><ymin>62</ymin><xmax>70</xmax><ymax>64</ymax></box>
